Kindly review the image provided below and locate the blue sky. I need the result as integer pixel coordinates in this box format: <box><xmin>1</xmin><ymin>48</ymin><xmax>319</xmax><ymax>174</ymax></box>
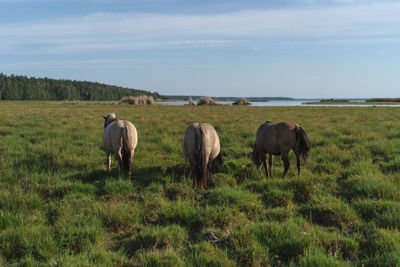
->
<box><xmin>1</xmin><ymin>0</ymin><xmax>400</xmax><ymax>98</ymax></box>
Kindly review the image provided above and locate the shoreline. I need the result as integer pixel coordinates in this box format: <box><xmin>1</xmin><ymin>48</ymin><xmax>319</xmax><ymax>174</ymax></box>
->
<box><xmin>304</xmin><ymin>101</ymin><xmax>400</xmax><ymax>105</ymax></box>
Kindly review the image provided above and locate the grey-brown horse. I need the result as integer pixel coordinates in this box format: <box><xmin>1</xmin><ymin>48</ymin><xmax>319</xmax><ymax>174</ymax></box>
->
<box><xmin>252</xmin><ymin>121</ymin><xmax>311</xmax><ymax>177</ymax></box>
<box><xmin>102</xmin><ymin>113</ymin><xmax>138</xmax><ymax>175</ymax></box>
<box><xmin>183</xmin><ymin>123</ymin><xmax>223</xmax><ymax>189</ymax></box>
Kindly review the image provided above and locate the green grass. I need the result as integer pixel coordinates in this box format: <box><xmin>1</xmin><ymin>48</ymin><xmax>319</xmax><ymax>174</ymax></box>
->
<box><xmin>1</xmin><ymin>102</ymin><xmax>400</xmax><ymax>265</ymax></box>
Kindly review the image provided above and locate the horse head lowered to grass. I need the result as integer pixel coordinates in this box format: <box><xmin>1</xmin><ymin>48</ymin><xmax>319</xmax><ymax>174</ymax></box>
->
<box><xmin>252</xmin><ymin>121</ymin><xmax>311</xmax><ymax>178</ymax></box>
<box><xmin>102</xmin><ymin>113</ymin><xmax>138</xmax><ymax>175</ymax></box>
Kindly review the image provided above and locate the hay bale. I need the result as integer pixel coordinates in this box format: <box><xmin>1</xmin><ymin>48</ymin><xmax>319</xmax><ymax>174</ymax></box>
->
<box><xmin>233</xmin><ymin>97</ymin><xmax>251</xmax><ymax>106</ymax></box>
<box><xmin>197</xmin><ymin>97</ymin><xmax>219</xmax><ymax>106</ymax></box>
<box><xmin>119</xmin><ymin>95</ymin><xmax>156</xmax><ymax>105</ymax></box>
<box><xmin>119</xmin><ymin>96</ymin><xmax>134</xmax><ymax>104</ymax></box>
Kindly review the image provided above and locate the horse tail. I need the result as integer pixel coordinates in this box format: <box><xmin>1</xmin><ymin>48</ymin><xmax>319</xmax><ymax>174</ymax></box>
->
<box><xmin>121</xmin><ymin>123</ymin><xmax>133</xmax><ymax>174</ymax></box>
<box><xmin>194</xmin><ymin>125</ymin><xmax>207</xmax><ymax>188</ymax></box>
<box><xmin>295</xmin><ymin>126</ymin><xmax>311</xmax><ymax>162</ymax></box>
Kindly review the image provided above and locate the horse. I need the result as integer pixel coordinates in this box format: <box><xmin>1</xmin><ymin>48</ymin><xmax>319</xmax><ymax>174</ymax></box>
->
<box><xmin>252</xmin><ymin>121</ymin><xmax>311</xmax><ymax>178</ymax></box>
<box><xmin>183</xmin><ymin>123</ymin><xmax>223</xmax><ymax>189</ymax></box>
<box><xmin>102</xmin><ymin>113</ymin><xmax>138</xmax><ymax>175</ymax></box>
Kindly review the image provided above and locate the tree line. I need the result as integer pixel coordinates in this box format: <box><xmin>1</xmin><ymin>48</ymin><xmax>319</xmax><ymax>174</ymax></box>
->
<box><xmin>0</xmin><ymin>73</ymin><xmax>160</xmax><ymax>100</ymax></box>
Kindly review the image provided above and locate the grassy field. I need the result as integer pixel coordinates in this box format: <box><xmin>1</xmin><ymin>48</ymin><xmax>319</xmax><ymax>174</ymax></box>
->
<box><xmin>1</xmin><ymin>102</ymin><xmax>400</xmax><ymax>266</ymax></box>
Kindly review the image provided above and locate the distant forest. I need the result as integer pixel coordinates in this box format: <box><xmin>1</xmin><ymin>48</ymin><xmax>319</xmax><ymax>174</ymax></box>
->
<box><xmin>0</xmin><ymin>73</ymin><xmax>160</xmax><ymax>100</ymax></box>
<box><xmin>366</xmin><ymin>98</ymin><xmax>400</xmax><ymax>102</ymax></box>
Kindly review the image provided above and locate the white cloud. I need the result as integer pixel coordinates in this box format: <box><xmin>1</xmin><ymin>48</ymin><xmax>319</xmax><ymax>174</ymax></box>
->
<box><xmin>0</xmin><ymin>58</ymin><xmax>152</xmax><ymax>70</ymax></box>
<box><xmin>1</xmin><ymin>2</ymin><xmax>400</xmax><ymax>54</ymax></box>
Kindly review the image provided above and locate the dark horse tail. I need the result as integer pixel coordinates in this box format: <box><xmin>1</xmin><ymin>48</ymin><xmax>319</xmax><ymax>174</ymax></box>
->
<box><xmin>194</xmin><ymin>125</ymin><xmax>207</xmax><ymax>188</ymax></box>
<box><xmin>295</xmin><ymin>126</ymin><xmax>311</xmax><ymax>162</ymax></box>
<box><xmin>121</xmin><ymin>123</ymin><xmax>133</xmax><ymax>174</ymax></box>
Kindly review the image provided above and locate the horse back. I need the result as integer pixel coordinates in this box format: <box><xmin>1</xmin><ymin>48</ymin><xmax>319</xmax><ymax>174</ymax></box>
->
<box><xmin>256</xmin><ymin>121</ymin><xmax>297</xmax><ymax>155</ymax></box>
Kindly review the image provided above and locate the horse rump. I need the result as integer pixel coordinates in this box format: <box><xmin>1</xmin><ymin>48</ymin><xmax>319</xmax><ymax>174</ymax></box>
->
<box><xmin>194</xmin><ymin>125</ymin><xmax>207</xmax><ymax>188</ymax></box>
<box><xmin>295</xmin><ymin>127</ymin><xmax>311</xmax><ymax>161</ymax></box>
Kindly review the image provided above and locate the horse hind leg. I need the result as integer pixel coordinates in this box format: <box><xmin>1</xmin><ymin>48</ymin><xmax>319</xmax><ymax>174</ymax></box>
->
<box><xmin>188</xmin><ymin>167</ymin><xmax>193</xmax><ymax>180</ymax></box>
<box><xmin>125</xmin><ymin>156</ymin><xmax>133</xmax><ymax>176</ymax></box>
<box><xmin>281</xmin><ymin>153</ymin><xmax>290</xmax><ymax>178</ymax></box>
<box><xmin>295</xmin><ymin>151</ymin><xmax>301</xmax><ymax>176</ymax></box>
<box><xmin>127</xmin><ymin>149</ymin><xmax>134</xmax><ymax>175</ymax></box>
<box><xmin>193</xmin><ymin>170</ymin><xmax>197</xmax><ymax>189</ymax></box>
<box><xmin>202</xmin><ymin>163</ymin><xmax>211</xmax><ymax>189</ymax></box>
<box><xmin>191</xmin><ymin>164</ymin><xmax>197</xmax><ymax>189</ymax></box>
<box><xmin>114</xmin><ymin>149</ymin><xmax>123</xmax><ymax>172</ymax></box>
<box><xmin>197</xmin><ymin>168</ymin><xmax>204</xmax><ymax>190</ymax></box>
<box><xmin>262</xmin><ymin>156</ymin><xmax>269</xmax><ymax>178</ymax></box>
<box><xmin>194</xmin><ymin>165</ymin><xmax>203</xmax><ymax>189</ymax></box>
<box><xmin>268</xmin><ymin>154</ymin><xmax>274</xmax><ymax>177</ymax></box>
<box><xmin>106</xmin><ymin>152</ymin><xmax>111</xmax><ymax>171</ymax></box>
<box><xmin>200</xmin><ymin>165</ymin><xmax>208</xmax><ymax>190</ymax></box>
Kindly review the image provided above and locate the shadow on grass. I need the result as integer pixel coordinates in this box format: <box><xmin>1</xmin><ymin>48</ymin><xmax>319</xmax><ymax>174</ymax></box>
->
<box><xmin>69</xmin><ymin>169</ymin><xmax>116</xmax><ymax>183</ymax></box>
<box><xmin>15</xmin><ymin>153</ymin><xmax>65</xmax><ymax>173</ymax></box>
<box><xmin>66</xmin><ymin>163</ymin><xmax>189</xmax><ymax>197</ymax></box>
<box><xmin>132</xmin><ymin>163</ymin><xmax>188</xmax><ymax>187</ymax></box>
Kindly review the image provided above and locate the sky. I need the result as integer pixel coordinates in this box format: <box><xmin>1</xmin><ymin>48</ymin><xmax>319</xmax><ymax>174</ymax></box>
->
<box><xmin>0</xmin><ymin>0</ymin><xmax>400</xmax><ymax>98</ymax></box>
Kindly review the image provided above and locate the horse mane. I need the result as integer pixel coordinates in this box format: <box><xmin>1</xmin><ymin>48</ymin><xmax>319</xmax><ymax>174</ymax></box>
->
<box><xmin>104</xmin><ymin>115</ymin><xmax>119</xmax><ymax>128</ymax></box>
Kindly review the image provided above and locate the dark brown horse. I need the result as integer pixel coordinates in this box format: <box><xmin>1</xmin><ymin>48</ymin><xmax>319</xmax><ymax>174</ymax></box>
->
<box><xmin>252</xmin><ymin>121</ymin><xmax>311</xmax><ymax>177</ymax></box>
<box><xmin>182</xmin><ymin>123</ymin><xmax>223</xmax><ymax>189</ymax></box>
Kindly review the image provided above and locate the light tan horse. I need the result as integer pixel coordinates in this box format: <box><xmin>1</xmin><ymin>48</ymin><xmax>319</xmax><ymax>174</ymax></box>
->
<box><xmin>183</xmin><ymin>123</ymin><xmax>223</xmax><ymax>189</ymax></box>
<box><xmin>252</xmin><ymin>121</ymin><xmax>311</xmax><ymax>177</ymax></box>
<box><xmin>102</xmin><ymin>113</ymin><xmax>138</xmax><ymax>175</ymax></box>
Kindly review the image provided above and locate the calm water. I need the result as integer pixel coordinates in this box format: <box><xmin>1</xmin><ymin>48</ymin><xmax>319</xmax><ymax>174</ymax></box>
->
<box><xmin>158</xmin><ymin>100</ymin><xmax>400</xmax><ymax>107</ymax></box>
